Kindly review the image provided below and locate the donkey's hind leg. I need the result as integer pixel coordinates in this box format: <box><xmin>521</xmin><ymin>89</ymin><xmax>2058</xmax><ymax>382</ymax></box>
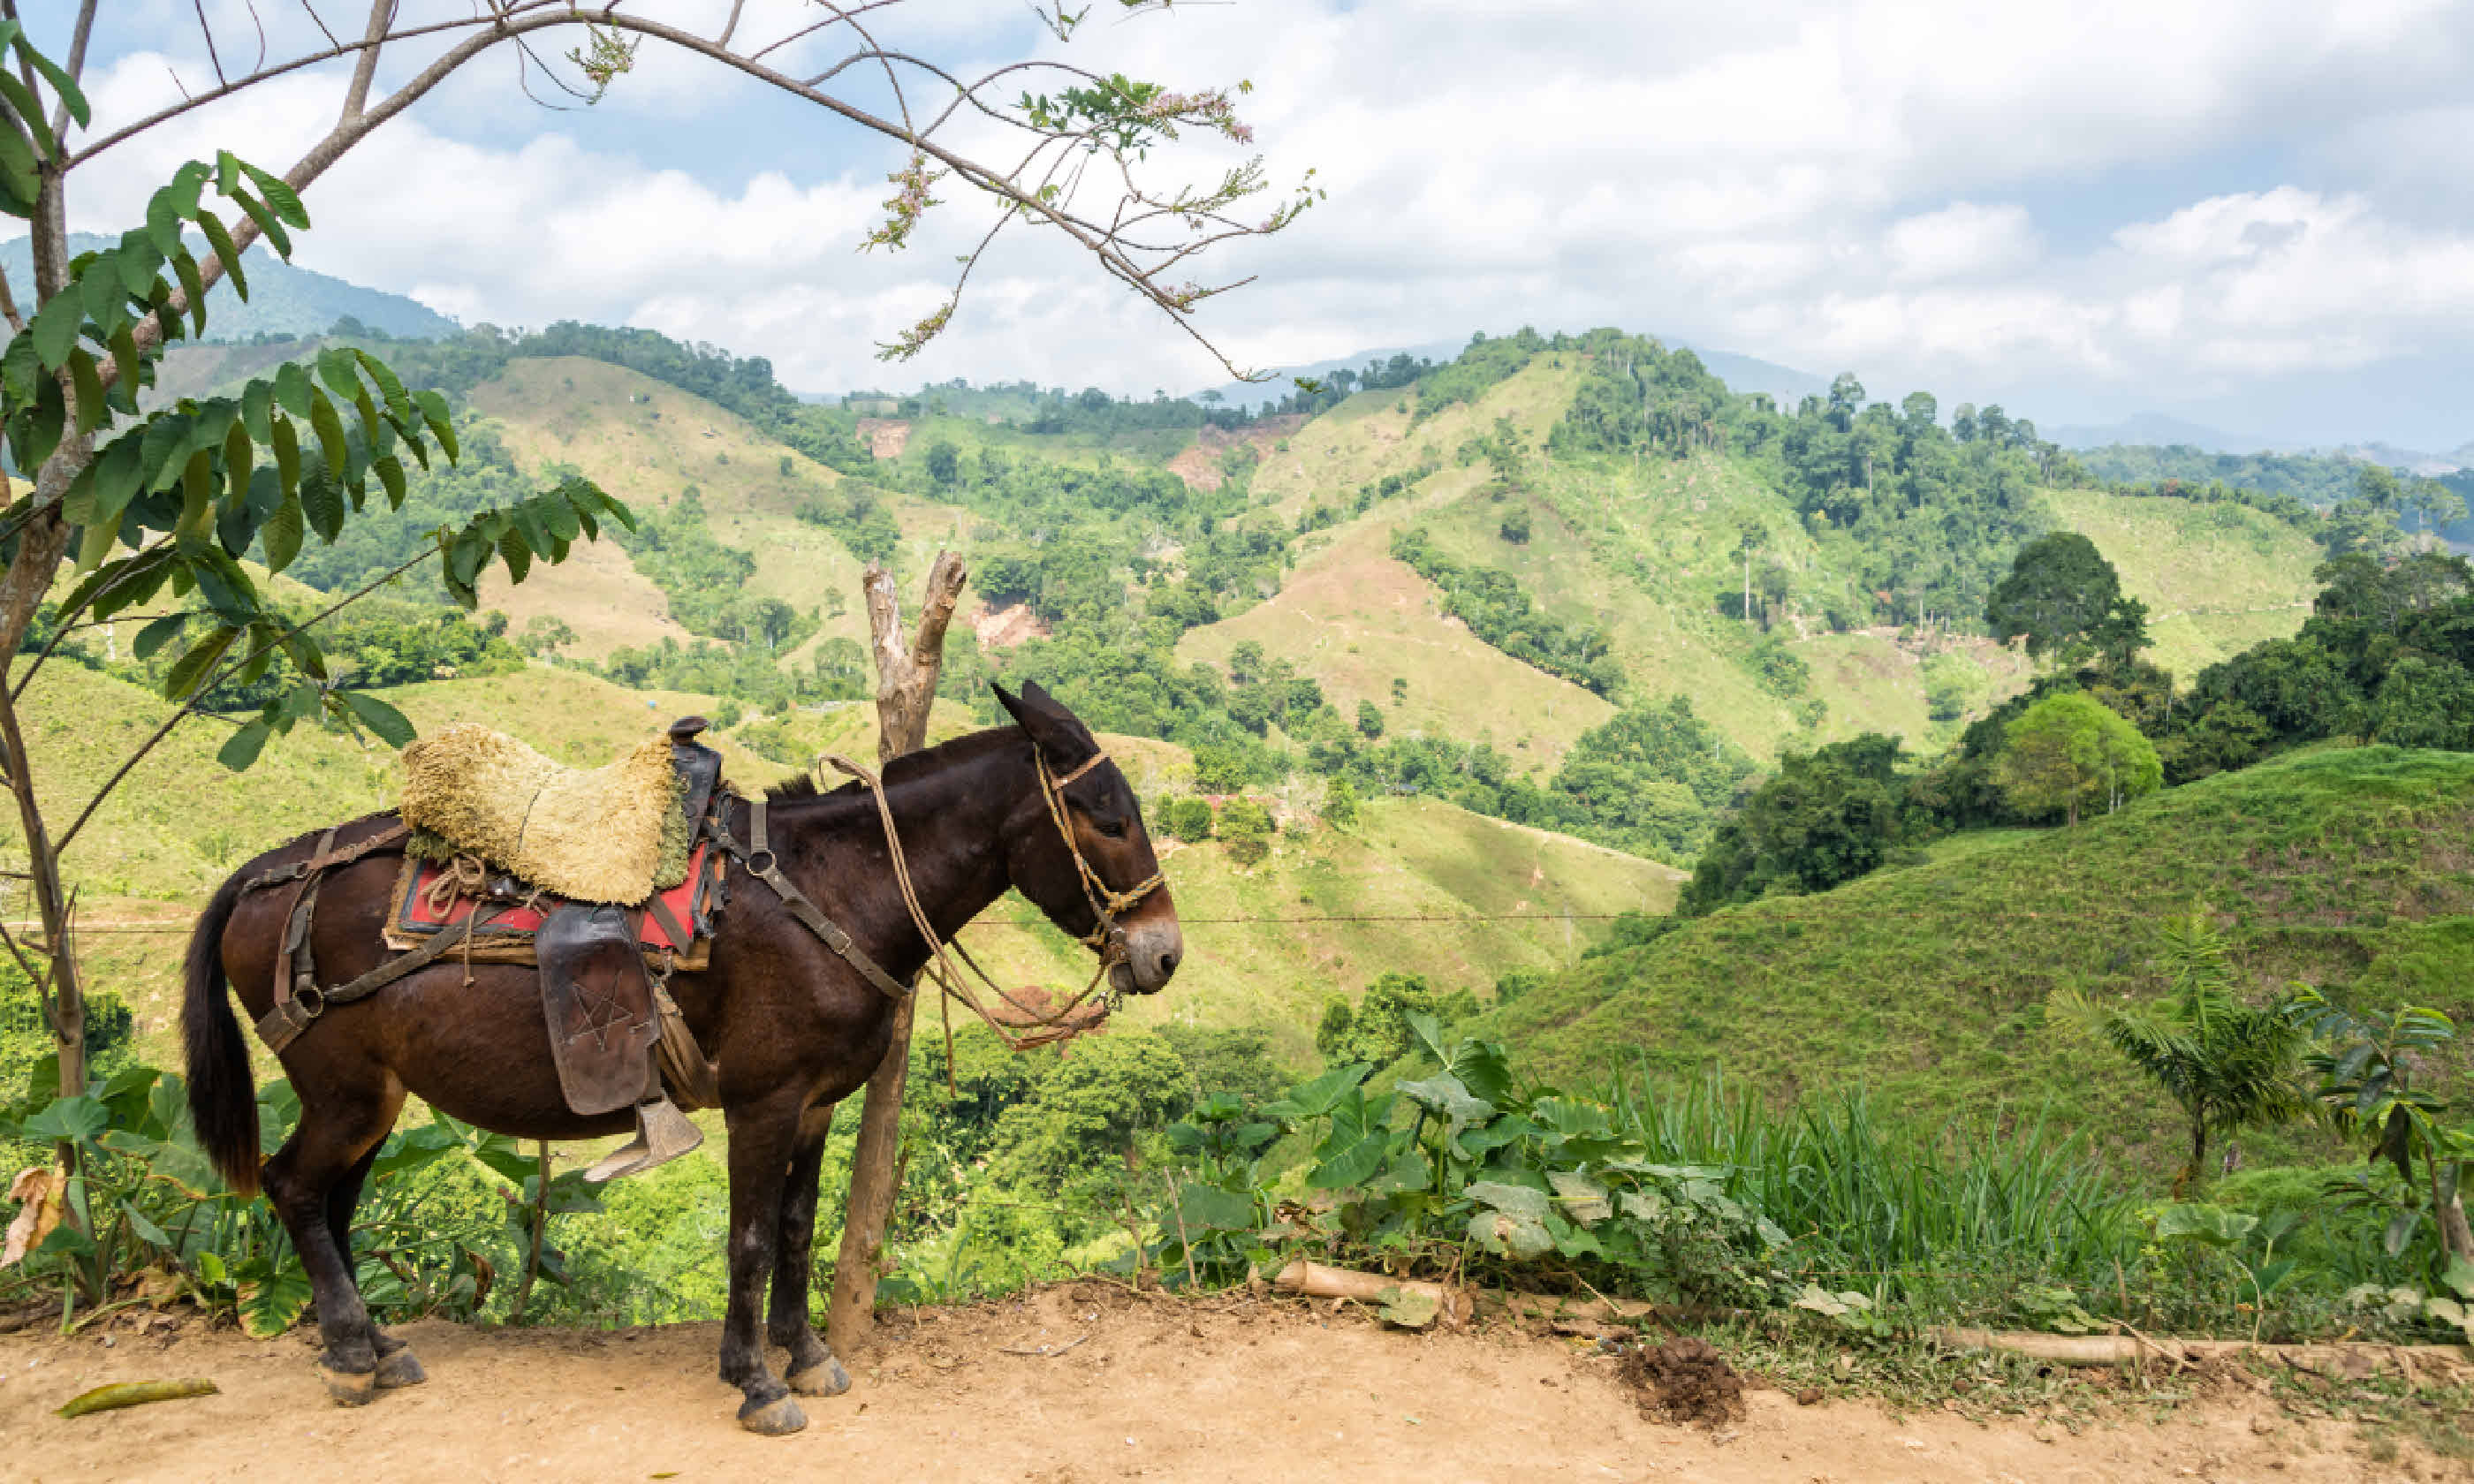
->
<box><xmin>323</xmin><ymin>1138</ymin><xmax>425</xmax><ymax>1389</ymax></box>
<box><xmin>265</xmin><ymin>1079</ymin><xmax>403</xmax><ymax>1405</ymax></box>
<box><xmin>767</xmin><ymin>1102</ymin><xmax>850</xmax><ymax>1397</ymax></box>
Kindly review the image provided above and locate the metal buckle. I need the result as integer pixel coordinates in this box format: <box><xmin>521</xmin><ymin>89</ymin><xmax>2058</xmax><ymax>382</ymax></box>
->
<box><xmin>292</xmin><ymin>983</ymin><xmax>327</xmax><ymax>1018</ymax></box>
<box><xmin>743</xmin><ymin>848</ymin><xmax>778</xmax><ymax>878</ymax></box>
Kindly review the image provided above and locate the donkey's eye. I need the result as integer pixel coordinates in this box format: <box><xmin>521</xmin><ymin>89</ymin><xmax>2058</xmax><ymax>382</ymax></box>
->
<box><xmin>1097</xmin><ymin>817</ymin><xmax>1128</xmax><ymax>839</ymax></box>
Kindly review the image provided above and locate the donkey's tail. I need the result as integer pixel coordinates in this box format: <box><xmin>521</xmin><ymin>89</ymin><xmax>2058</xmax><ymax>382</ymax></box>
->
<box><xmin>183</xmin><ymin>870</ymin><xmax>260</xmax><ymax>1196</ymax></box>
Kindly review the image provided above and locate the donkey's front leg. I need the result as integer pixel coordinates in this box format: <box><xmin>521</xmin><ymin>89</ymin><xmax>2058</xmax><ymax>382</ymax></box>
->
<box><xmin>719</xmin><ymin>1096</ymin><xmax>806</xmax><ymax>1435</ymax></box>
<box><xmin>768</xmin><ymin>1102</ymin><xmax>851</xmax><ymax>1397</ymax></box>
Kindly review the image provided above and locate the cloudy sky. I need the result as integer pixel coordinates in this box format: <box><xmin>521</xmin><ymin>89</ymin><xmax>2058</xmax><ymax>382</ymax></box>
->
<box><xmin>39</xmin><ymin>0</ymin><xmax>2474</xmax><ymax>448</ymax></box>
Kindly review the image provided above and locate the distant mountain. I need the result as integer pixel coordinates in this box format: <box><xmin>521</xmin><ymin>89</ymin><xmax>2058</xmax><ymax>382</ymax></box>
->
<box><xmin>1681</xmin><ymin>346</ymin><xmax>1832</xmax><ymax>407</ymax></box>
<box><xmin>2050</xmin><ymin>413</ymin><xmax>2273</xmax><ymax>454</ymax></box>
<box><xmin>0</xmin><ymin>233</ymin><xmax>457</xmax><ymax>343</ymax></box>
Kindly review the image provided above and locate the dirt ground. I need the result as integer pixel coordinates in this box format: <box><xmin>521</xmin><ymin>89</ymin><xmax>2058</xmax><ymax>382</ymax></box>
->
<box><xmin>0</xmin><ymin>1288</ymin><xmax>2459</xmax><ymax>1483</ymax></box>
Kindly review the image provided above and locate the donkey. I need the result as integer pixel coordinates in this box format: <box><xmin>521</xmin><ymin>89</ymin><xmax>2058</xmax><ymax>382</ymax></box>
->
<box><xmin>182</xmin><ymin>682</ymin><xmax>1181</xmax><ymax>1435</ymax></box>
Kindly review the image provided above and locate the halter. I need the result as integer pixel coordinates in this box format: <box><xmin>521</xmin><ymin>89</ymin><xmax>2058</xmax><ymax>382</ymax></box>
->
<box><xmin>1036</xmin><ymin>747</ymin><xmax>1167</xmax><ymax>955</ymax></box>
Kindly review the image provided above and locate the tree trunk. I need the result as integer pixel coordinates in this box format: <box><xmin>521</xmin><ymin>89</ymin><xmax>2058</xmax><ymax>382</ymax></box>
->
<box><xmin>2427</xmin><ymin>1158</ymin><xmax>2474</xmax><ymax>1265</ymax></box>
<box><xmin>825</xmin><ymin>552</ymin><xmax>968</xmax><ymax>1358</ymax></box>
<box><xmin>2175</xmin><ymin>1117</ymin><xmax>2207</xmax><ymax>1199</ymax></box>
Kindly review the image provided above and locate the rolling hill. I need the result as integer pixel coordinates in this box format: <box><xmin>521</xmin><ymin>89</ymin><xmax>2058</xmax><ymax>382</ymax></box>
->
<box><xmin>1476</xmin><ymin>744</ymin><xmax>2474</xmax><ymax>1176</ymax></box>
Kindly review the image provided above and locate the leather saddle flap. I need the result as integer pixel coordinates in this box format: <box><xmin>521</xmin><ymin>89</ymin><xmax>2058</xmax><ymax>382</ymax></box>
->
<box><xmin>536</xmin><ymin>903</ymin><xmax>660</xmax><ymax>1117</ymax></box>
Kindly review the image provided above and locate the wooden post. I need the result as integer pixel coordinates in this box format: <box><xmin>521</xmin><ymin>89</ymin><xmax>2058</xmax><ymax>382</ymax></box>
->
<box><xmin>825</xmin><ymin>551</ymin><xmax>968</xmax><ymax>1358</ymax></box>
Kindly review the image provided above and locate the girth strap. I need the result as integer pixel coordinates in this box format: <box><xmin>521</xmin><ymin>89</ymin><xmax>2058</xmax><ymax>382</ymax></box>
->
<box><xmin>714</xmin><ymin>796</ymin><xmax>914</xmax><ymax>1003</ymax></box>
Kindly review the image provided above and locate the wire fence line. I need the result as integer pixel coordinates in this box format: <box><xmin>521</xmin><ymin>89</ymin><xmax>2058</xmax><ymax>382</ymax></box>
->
<box><xmin>25</xmin><ymin>904</ymin><xmax>2355</xmax><ymax>938</ymax></box>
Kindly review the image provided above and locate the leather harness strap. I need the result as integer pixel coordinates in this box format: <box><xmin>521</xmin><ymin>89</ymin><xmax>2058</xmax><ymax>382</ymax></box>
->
<box><xmin>255</xmin><ymin>905</ymin><xmax>507</xmax><ymax>1054</ymax></box>
<box><xmin>712</xmin><ymin>796</ymin><xmax>915</xmax><ymax>1003</ymax></box>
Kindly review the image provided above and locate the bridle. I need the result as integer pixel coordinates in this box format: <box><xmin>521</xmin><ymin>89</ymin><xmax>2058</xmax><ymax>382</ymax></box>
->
<box><xmin>1035</xmin><ymin>747</ymin><xmax>1167</xmax><ymax>958</ymax></box>
<box><xmin>714</xmin><ymin>739</ymin><xmax>1167</xmax><ymax>1053</ymax></box>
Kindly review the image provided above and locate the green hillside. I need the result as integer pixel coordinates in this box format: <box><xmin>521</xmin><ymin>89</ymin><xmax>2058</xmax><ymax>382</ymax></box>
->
<box><xmin>2046</xmin><ymin>488</ymin><xmax>2321</xmax><ymax>676</ymax></box>
<box><xmin>1477</xmin><ymin>745</ymin><xmax>2474</xmax><ymax>1177</ymax></box>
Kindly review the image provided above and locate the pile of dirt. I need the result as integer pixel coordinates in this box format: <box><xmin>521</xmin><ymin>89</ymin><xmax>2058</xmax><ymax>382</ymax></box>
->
<box><xmin>1617</xmin><ymin>1334</ymin><xmax>1744</xmax><ymax>1425</ymax></box>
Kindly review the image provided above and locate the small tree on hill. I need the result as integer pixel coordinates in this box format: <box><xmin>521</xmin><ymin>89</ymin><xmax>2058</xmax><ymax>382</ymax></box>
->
<box><xmin>1218</xmin><ymin>798</ymin><xmax>1276</xmax><ymax>867</ymax></box>
<box><xmin>1987</xmin><ymin>533</ymin><xmax>2125</xmax><ymax>662</ymax></box>
<box><xmin>1996</xmin><ymin>693</ymin><xmax>2159</xmax><ymax>826</ymax></box>
<box><xmin>1355</xmin><ymin>700</ymin><xmax>1385</xmax><ymax>739</ymax></box>
<box><xmin>1321</xmin><ymin>776</ymin><xmax>1360</xmax><ymax>830</ymax></box>
<box><xmin>2052</xmin><ymin>905</ymin><xmax>2308</xmax><ymax>1195</ymax></box>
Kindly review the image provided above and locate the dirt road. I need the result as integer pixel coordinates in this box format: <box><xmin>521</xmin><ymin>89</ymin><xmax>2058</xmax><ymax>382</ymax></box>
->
<box><xmin>0</xmin><ymin>1288</ymin><xmax>2453</xmax><ymax>1482</ymax></box>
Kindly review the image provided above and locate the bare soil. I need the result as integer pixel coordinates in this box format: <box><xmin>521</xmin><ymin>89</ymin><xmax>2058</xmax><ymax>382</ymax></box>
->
<box><xmin>1</xmin><ymin>1289</ymin><xmax>2457</xmax><ymax>1482</ymax></box>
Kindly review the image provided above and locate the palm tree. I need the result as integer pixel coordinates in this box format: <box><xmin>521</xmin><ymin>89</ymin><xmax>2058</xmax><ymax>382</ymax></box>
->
<box><xmin>2051</xmin><ymin>904</ymin><xmax>2309</xmax><ymax>1195</ymax></box>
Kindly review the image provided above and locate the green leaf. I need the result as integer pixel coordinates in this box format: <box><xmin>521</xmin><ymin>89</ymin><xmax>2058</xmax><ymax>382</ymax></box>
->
<box><xmin>162</xmin><ymin>625</ymin><xmax>238</xmax><ymax>703</ymax></box>
<box><xmin>109</xmin><ymin>322</ymin><xmax>140</xmax><ymax>398</ymax></box>
<box><xmin>1174</xmin><ymin>1181</ymin><xmax>1256</xmax><ymax>1234</ymax></box>
<box><xmin>1546</xmin><ymin>1169</ymin><xmax>1613</xmax><ymax>1225</ymax></box>
<box><xmin>2386</xmin><ymin>1209</ymin><xmax>2422</xmax><ymax>1259</ymax></box>
<box><xmin>25</xmin><ymin>1093</ymin><xmax>109</xmax><ymax>1143</ymax></box>
<box><xmin>497</xmin><ymin>527</ymin><xmax>531</xmax><ymax>585</ymax></box>
<box><xmin>371</xmin><ymin>453</ymin><xmax>406</xmax><ymax>511</ymax></box>
<box><xmin>334</xmin><ymin>689</ymin><xmax>416</xmax><ymax>748</ymax></box>
<box><xmin>145</xmin><ymin>187</ymin><xmax>185</xmax><ymax>258</ymax></box>
<box><xmin>226</xmin><ymin>186</ymin><xmax>291</xmax><ymax>260</ymax></box>
<box><xmin>169</xmin><ymin>248</ymin><xmax>208</xmax><ymax>337</ymax></box>
<box><xmin>30</xmin><ymin>283</ymin><xmax>83</xmax><ymax>367</ymax></box>
<box><xmin>273</xmin><ymin>360</ymin><xmax>314</xmax><ymax>419</ymax></box>
<box><xmin>239</xmin><ymin>1261</ymin><xmax>312</xmax><ymax>1337</ymax></box>
<box><xmin>194</xmin><ymin>208</ymin><xmax>247</xmax><ymax>299</ymax></box>
<box><xmin>15</xmin><ymin>34</ymin><xmax>89</xmax><ymax>126</ymax></box>
<box><xmin>307</xmin><ymin>390</ymin><xmax>348</xmax><ymax>477</ymax></box>
<box><xmin>1264</xmin><ymin>1064</ymin><xmax>1368</xmax><ymax>1120</ymax></box>
<box><xmin>1307</xmin><ymin>1130</ymin><xmax>1391</xmax><ymax>1190</ymax></box>
<box><xmin>353</xmin><ymin>350</ymin><xmax>412</xmax><ymax>423</ymax></box>
<box><xmin>239</xmin><ymin>162</ymin><xmax>309</xmax><ymax>229</ymax></box>
<box><xmin>261</xmin><ymin>492</ymin><xmax>304</xmax><ymax>573</ymax></box>
<box><xmin>270</xmin><ymin>413</ymin><xmax>301</xmax><ymax>496</ymax></box>
<box><xmin>217</xmin><ymin>716</ymin><xmax>273</xmax><ymax>771</ymax></box>
<box><xmin>0</xmin><ymin>72</ymin><xmax>53</xmax><ymax>160</ymax></box>
<box><xmin>414</xmin><ymin>388</ymin><xmax>458</xmax><ymax>460</ymax></box>
<box><xmin>1398</xmin><ymin>1073</ymin><xmax>1492</xmax><ymax>1142</ymax></box>
<box><xmin>65</xmin><ymin>348</ymin><xmax>105</xmax><ymax>435</ymax></box>
<box><xmin>299</xmin><ymin>463</ymin><xmax>344</xmax><ymax>541</ymax></box>
<box><xmin>132</xmin><ymin>611</ymin><xmax>188</xmax><ymax>660</ymax></box>
<box><xmin>316</xmin><ymin>346</ymin><xmax>361</xmax><ymax>400</ymax></box>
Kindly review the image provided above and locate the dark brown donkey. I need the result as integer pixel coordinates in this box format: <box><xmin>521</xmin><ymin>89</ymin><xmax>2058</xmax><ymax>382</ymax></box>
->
<box><xmin>181</xmin><ymin>682</ymin><xmax>1181</xmax><ymax>1435</ymax></box>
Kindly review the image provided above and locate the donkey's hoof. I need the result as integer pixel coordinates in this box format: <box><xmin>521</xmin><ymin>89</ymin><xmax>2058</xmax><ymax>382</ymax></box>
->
<box><xmin>738</xmin><ymin>1393</ymin><xmax>808</xmax><ymax>1435</ymax></box>
<box><xmin>319</xmin><ymin>1361</ymin><xmax>378</xmax><ymax>1407</ymax></box>
<box><xmin>374</xmin><ymin>1346</ymin><xmax>429</xmax><ymax>1389</ymax></box>
<box><xmin>786</xmin><ymin>1356</ymin><xmax>851</xmax><ymax>1397</ymax></box>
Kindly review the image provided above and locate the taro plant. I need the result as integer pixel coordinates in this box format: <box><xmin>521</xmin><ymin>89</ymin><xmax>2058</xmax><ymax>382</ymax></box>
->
<box><xmin>1</xmin><ymin>1059</ymin><xmax>589</xmax><ymax>1333</ymax></box>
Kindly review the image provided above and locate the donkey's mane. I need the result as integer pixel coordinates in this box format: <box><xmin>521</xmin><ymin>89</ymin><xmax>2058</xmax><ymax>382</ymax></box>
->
<box><xmin>760</xmin><ymin>723</ymin><xmax>1039</xmax><ymax>803</ymax></box>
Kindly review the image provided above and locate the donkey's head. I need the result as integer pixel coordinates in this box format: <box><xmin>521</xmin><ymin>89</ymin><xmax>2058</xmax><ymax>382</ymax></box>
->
<box><xmin>992</xmin><ymin>680</ymin><xmax>1183</xmax><ymax>996</ymax></box>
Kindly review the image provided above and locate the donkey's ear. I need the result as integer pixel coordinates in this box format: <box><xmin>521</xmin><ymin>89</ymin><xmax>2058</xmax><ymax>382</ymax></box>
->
<box><xmin>990</xmin><ymin>681</ymin><xmax>1027</xmax><ymax>726</ymax></box>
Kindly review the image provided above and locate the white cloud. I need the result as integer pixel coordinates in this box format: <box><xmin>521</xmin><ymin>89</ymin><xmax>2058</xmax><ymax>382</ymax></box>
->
<box><xmin>34</xmin><ymin>0</ymin><xmax>2474</xmax><ymax>439</ymax></box>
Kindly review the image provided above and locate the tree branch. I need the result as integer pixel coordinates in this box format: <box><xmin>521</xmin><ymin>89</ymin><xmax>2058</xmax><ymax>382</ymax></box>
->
<box><xmin>51</xmin><ymin>0</ymin><xmax>97</xmax><ymax>135</ymax></box>
<box><xmin>340</xmin><ymin>0</ymin><xmax>396</xmax><ymax>122</ymax></box>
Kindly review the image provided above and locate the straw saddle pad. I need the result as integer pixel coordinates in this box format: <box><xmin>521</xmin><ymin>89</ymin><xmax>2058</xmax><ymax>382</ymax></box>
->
<box><xmin>398</xmin><ymin>723</ymin><xmax>678</xmax><ymax>905</ymax></box>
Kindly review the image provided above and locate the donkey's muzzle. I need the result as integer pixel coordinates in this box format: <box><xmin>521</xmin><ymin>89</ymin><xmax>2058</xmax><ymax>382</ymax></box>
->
<box><xmin>1119</xmin><ymin>918</ymin><xmax>1183</xmax><ymax>995</ymax></box>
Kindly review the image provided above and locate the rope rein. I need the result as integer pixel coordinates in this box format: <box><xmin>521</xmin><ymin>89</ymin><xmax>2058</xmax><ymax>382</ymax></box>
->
<box><xmin>717</xmin><ymin>743</ymin><xmax>1167</xmax><ymax>1056</ymax></box>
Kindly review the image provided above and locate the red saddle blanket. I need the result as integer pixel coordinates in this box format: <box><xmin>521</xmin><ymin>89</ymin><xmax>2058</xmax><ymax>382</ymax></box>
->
<box><xmin>389</xmin><ymin>841</ymin><xmax>717</xmax><ymax>957</ymax></box>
